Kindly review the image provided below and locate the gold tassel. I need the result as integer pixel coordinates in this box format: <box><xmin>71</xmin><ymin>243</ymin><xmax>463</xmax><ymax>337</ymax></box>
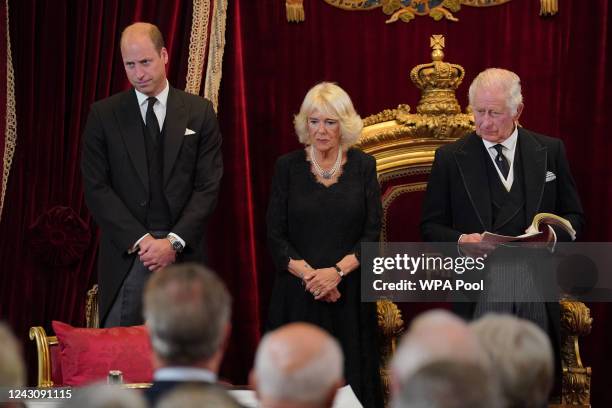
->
<box><xmin>540</xmin><ymin>0</ymin><xmax>558</xmax><ymax>16</ymax></box>
<box><xmin>286</xmin><ymin>0</ymin><xmax>304</xmax><ymax>23</ymax></box>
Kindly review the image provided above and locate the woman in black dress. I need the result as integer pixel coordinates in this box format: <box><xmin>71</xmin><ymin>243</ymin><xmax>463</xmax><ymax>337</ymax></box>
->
<box><xmin>266</xmin><ymin>82</ymin><xmax>384</xmax><ymax>407</ymax></box>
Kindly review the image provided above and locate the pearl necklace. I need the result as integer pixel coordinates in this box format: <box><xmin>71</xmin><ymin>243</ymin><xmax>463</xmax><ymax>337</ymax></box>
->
<box><xmin>310</xmin><ymin>145</ymin><xmax>342</xmax><ymax>180</ymax></box>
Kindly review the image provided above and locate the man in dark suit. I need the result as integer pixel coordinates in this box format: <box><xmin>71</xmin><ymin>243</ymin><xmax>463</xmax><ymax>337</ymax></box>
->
<box><xmin>142</xmin><ymin>263</ymin><xmax>235</xmax><ymax>406</ymax></box>
<box><xmin>420</xmin><ymin>68</ymin><xmax>585</xmax><ymax>392</ymax></box>
<box><xmin>81</xmin><ymin>22</ymin><xmax>222</xmax><ymax>327</ymax></box>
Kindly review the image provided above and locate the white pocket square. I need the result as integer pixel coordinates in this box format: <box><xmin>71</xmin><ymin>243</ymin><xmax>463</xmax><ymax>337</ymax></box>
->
<box><xmin>184</xmin><ymin>128</ymin><xmax>196</xmax><ymax>135</ymax></box>
<box><xmin>545</xmin><ymin>171</ymin><xmax>556</xmax><ymax>182</ymax></box>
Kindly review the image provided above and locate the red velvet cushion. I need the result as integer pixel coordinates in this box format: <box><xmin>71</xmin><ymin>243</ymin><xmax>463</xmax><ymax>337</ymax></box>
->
<box><xmin>52</xmin><ymin>321</ymin><xmax>153</xmax><ymax>386</ymax></box>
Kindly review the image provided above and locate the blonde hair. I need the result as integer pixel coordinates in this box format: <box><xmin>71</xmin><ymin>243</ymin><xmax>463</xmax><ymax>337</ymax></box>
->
<box><xmin>468</xmin><ymin>68</ymin><xmax>523</xmax><ymax>115</ymax></box>
<box><xmin>294</xmin><ymin>82</ymin><xmax>363</xmax><ymax>149</ymax></box>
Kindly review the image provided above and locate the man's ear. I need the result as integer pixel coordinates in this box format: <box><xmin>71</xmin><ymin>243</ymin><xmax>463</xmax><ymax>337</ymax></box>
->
<box><xmin>220</xmin><ymin>323</ymin><xmax>232</xmax><ymax>353</ymax></box>
<box><xmin>160</xmin><ymin>47</ymin><xmax>169</xmax><ymax>65</ymax></box>
<box><xmin>248</xmin><ymin>369</ymin><xmax>259</xmax><ymax>398</ymax></box>
<box><xmin>514</xmin><ymin>102</ymin><xmax>524</xmax><ymax>124</ymax></box>
<box><xmin>323</xmin><ymin>379</ymin><xmax>343</xmax><ymax>408</ymax></box>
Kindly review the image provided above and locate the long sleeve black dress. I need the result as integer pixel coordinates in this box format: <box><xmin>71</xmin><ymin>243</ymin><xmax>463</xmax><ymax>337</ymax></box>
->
<box><xmin>266</xmin><ymin>148</ymin><xmax>384</xmax><ymax>408</ymax></box>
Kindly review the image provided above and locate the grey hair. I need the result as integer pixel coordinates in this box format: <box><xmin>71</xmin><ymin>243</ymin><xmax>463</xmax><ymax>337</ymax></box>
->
<box><xmin>470</xmin><ymin>313</ymin><xmax>554</xmax><ymax>408</ymax></box>
<box><xmin>144</xmin><ymin>263</ymin><xmax>231</xmax><ymax>365</ymax></box>
<box><xmin>254</xmin><ymin>329</ymin><xmax>344</xmax><ymax>404</ymax></box>
<box><xmin>468</xmin><ymin>68</ymin><xmax>523</xmax><ymax>115</ymax></box>
<box><xmin>294</xmin><ymin>82</ymin><xmax>363</xmax><ymax>149</ymax></box>
<box><xmin>390</xmin><ymin>310</ymin><xmax>490</xmax><ymax>387</ymax></box>
<box><xmin>391</xmin><ymin>361</ymin><xmax>502</xmax><ymax>408</ymax></box>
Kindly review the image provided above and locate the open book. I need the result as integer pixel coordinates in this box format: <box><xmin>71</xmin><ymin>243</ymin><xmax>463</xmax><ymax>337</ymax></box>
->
<box><xmin>481</xmin><ymin>213</ymin><xmax>576</xmax><ymax>243</ymax></box>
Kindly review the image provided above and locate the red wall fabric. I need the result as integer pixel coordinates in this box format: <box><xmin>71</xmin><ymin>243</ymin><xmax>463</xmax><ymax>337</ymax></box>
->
<box><xmin>0</xmin><ymin>0</ymin><xmax>611</xmax><ymax>404</ymax></box>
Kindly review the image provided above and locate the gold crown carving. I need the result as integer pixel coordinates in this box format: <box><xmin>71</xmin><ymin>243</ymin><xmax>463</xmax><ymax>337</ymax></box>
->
<box><xmin>410</xmin><ymin>35</ymin><xmax>465</xmax><ymax>115</ymax></box>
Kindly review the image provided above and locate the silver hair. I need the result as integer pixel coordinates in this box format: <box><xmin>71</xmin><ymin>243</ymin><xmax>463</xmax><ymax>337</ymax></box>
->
<box><xmin>390</xmin><ymin>310</ymin><xmax>490</xmax><ymax>387</ymax></box>
<box><xmin>470</xmin><ymin>314</ymin><xmax>554</xmax><ymax>408</ymax></box>
<box><xmin>294</xmin><ymin>82</ymin><xmax>363</xmax><ymax>149</ymax></box>
<box><xmin>0</xmin><ymin>322</ymin><xmax>25</xmax><ymax>387</ymax></box>
<box><xmin>391</xmin><ymin>361</ymin><xmax>502</xmax><ymax>408</ymax></box>
<box><xmin>254</xmin><ymin>328</ymin><xmax>344</xmax><ymax>404</ymax></box>
<box><xmin>144</xmin><ymin>263</ymin><xmax>231</xmax><ymax>365</ymax></box>
<box><xmin>468</xmin><ymin>68</ymin><xmax>523</xmax><ymax>115</ymax></box>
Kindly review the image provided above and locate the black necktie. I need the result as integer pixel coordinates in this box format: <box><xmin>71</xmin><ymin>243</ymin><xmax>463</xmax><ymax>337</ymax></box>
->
<box><xmin>493</xmin><ymin>144</ymin><xmax>510</xmax><ymax>179</ymax></box>
<box><xmin>146</xmin><ymin>97</ymin><xmax>160</xmax><ymax>144</ymax></box>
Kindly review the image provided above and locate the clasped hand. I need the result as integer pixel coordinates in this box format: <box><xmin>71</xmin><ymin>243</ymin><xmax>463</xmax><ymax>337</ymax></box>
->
<box><xmin>138</xmin><ymin>235</ymin><xmax>176</xmax><ymax>271</ymax></box>
<box><xmin>304</xmin><ymin>267</ymin><xmax>341</xmax><ymax>302</ymax></box>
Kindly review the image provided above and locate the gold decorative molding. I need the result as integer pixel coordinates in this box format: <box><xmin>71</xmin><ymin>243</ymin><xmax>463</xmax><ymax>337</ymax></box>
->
<box><xmin>286</xmin><ymin>0</ymin><xmax>305</xmax><ymax>22</ymax></box>
<box><xmin>377</xmin><ymin>299</ymin><xmax>404</xmax><ymax>406</ymax></box>
<box><xmin>1</xmin><ymin>0</ymin><xmax>16</xmax><ymax>223</ymax></box>
<box><xmin>203</xmin><ymin>0</ymin><xmax>228</xmax><ymax>112</ymax></box>
<box><xmin>185</xmin><ymin>0</ymin><xmax>211</xmax><ymax>95</ymax></box>
<box><xmin>284</xmin><ymin>1</ymin><xmax>558</xmax><ymax>24</ymax></box>
<box><xmin>560</xmin><ymin>297</ymin><xmax>592</xmax><ymax>405</ymax></box>
<box><xmin>29</xmin><ymin>327</ymin><xmax>57</xmax><ymax>387</ymax></box>
<box><xmin>356</xmin><ymin>35</ymin><xmax>473</xmax><ymax>177</ymax></box>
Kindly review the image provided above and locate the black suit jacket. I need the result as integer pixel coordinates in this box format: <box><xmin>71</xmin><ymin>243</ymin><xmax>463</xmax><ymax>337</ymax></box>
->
<box><xmin>421</xmin><ymin>128</ymin><xmax>584</xmax><ymax>242</ymax></box>
<box><xmin>81</xmin><ymin>86</ymin><xmax>223</xmax><ymax>322</ymax></box>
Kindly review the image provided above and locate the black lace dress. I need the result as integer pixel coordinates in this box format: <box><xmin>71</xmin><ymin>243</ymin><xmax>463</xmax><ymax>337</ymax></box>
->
<box><xmin>266</xmin><ymin>148</ymin><xmax>384</xmax><ymax>408</ymax></box>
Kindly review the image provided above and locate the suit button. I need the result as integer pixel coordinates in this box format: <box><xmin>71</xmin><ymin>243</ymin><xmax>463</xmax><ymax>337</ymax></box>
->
<box><xmin>139</xmin><ymin>201</ymin><xmax>148</xmax><ymax>207</ymax></box>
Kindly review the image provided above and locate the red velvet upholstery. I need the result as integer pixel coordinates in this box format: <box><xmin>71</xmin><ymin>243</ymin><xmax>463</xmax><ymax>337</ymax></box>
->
<box><xmin>49</xmin><ymin>342</ymin><xmax>63</xmax><ymax>386</ymax></box>
<box><xmin>52</xmin><ymin>321</ymin><xmax>153</xmax><ymax>386</ymax></box>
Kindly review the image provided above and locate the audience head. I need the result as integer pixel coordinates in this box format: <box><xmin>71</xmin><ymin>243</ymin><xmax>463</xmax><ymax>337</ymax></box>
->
<box><xmin>252</xmin><ymin>322</ymin><xmax>344</xmax><ymax>408</ymax></box>
<box><xmin>0</xmin><ymin>322</ymin><xmax>25</xmax><ymax>387</ymax></box>
<box><xmin>144</xmin><ymin>263</ymin><xmax>232</xmax><ymax>369</ymax></box>
<box><xmin>391</xmin><ymin>360</ymin><xmax>501</xmax><ymax>408</ymax></box>
<box><xmin>470</xmin><ymin>313</ymin><xmax>554</xmax><ymax>408</ymax></box>
<box><xmin>390</xmin><ymin>309</ymin><xmax>490</xmax><ymax>396</ymax></box>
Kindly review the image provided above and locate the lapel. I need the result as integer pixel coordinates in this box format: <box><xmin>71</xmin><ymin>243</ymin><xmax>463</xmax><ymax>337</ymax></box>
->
<box><xmin>116</xmin><ymin>90</ymin><xmax>149</xmax><ymax>192</ymax></box>
<box><xmin>454</xmin><ymin>133</ymin><xmax>492</xmax><ymax>231</ymax></box>
<box><xmin>518</xmin><ymin>128</ymin><xmax>547</xmax><ymax>223</ymax></box>
<box><xmin>163</xmin><ymin>87</ymin><xmax>188</xmax><ymax>186</ymax></box>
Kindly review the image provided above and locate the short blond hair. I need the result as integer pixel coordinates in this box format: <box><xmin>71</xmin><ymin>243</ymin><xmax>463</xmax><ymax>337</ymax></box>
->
<box><xmin>294</xmin><ymin>82</ymin><xmax>363</xmax><ymax>149</ymax></box>
<box><xmin>468</xmin><ymin>68</ymin><xmax>523</xmax><ymax>115</ymax></box>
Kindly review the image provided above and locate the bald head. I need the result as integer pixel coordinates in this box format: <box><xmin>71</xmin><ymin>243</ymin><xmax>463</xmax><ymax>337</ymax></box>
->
<box><xmin>391</xmin><ymin>310</ymin><xmax>490</xmax><ymax>392</ymax></box>
<box><xmin>253</xmin><ymin>323</ymin><xmax>343</xmax><ymax>406</ymax></box>
<box><xmin>120</xmin><ymin>22</ymin><xmax>164</xmax><ymax>53</ymax></box>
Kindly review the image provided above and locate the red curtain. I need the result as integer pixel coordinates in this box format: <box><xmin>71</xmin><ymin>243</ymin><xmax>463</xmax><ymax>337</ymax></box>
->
<box><xmin>1</xmin><ymin>0</ymin><xmax>611</xmax><ymax>404</ymax></box>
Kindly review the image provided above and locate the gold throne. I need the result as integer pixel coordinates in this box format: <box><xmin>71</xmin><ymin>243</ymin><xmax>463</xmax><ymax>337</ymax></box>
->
<box><xmin>357</xmin><ymin>35</ymin><xmax>592</xmax><ymax>407</ymax></box>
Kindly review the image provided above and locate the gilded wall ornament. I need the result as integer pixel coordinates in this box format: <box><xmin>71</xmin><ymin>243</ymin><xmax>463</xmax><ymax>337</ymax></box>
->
<box><xmin>285</xmin><ymin>0</ymin><xmax>558</xmax><ymax>23</ymax></box>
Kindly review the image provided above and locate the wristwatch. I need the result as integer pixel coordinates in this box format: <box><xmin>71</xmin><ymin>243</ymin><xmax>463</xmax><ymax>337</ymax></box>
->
<box><xmin>333</xmin><ymin>264</ymin><xmax>344</xmax><ymax>278</ymax></box>
<box><xmin>167</xmin><ymin>235</ymin><xmax>184</xmax><ymax>253</ymax></box>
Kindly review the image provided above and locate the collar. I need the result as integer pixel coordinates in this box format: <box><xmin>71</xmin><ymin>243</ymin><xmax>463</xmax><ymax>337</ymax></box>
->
<box><xmin>135</xmin><ymin>80</ymin><xmax>170</xmax><ymax>108</ymax></box>
<box><xmin>153</xmin><ymin>366</ymin><xmax>217</xmax><ymax>383</ymax></box>
<box><xmin>482</xmin><ymin>125</ymin><xmax>519</xmax><ymax>151</ymax></box>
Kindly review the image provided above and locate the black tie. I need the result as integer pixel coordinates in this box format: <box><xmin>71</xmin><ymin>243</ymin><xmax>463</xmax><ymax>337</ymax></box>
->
<box><xmin>493</xmin><ymin>144</ymin><xmax>510</xmax><ymax>179</ymax></box>
<box><xmin>146</xmin><ymin>97</ymin><xmax>160</xmax><ymax>144</ymax></box>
